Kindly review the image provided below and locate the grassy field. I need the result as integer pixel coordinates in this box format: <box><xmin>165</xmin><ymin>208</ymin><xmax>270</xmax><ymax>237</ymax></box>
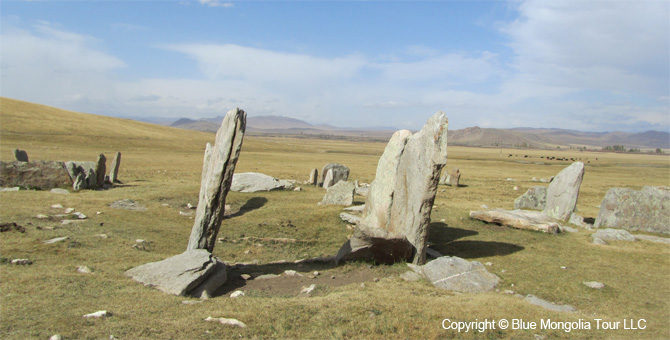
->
<box><xmin>1</xmin><ymin>97</ymin><xmax>669</xmax><ymax>339</ymax></box>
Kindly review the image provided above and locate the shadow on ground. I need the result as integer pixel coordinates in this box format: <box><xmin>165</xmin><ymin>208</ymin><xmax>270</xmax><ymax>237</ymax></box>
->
<box><xmin>428</xmin><ymin>222</ymin><xmax>524</xmax><ymax>259</ymax></box>
<box><xmin>226</xmin><ymin>197</ymin><xmax>268</xmax><ymax>219</ymax></box>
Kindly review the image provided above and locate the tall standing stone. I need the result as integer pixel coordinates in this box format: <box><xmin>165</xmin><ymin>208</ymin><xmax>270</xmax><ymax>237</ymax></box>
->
<box><xmin>95</xmin><ymin>154</ymin><xmax>106</xmax><ymax>188</ymax></box>
<box><xmin>109</xmin><ymin>152</ymin><xmax>121</xmax><ymax>183</ymax></box>
<box><xmin>336</xmin><ymin>112</ymin><xmax>448</xmax><ymax>265</ymax></box>
<box><xmin>308</xmin><ymin>168</ymin><xmax>318</xmax><ymax>186</ymax></box>
<box><xmin>322</xmin><ymin>169</ymin><xmax>335</xmax><ymax>189</ymax></box>
<box><xmin>448</xmin><ymin>168</ymin><xmax>461</xmax><ymax>187</ymax></box>
<box><xmin>187</xmin><ymin>108</ymin><xmax>246</xmax><ymax>252</ymax></box>
<box><xmin>13</xmin><ymin>149</ymin><xmax>28</xmax><ymax>162</ymax></box>
<box><xmin>543</xmin><ymin>162</ymin><xmax>584</xmax><ymax>221</ymax></box>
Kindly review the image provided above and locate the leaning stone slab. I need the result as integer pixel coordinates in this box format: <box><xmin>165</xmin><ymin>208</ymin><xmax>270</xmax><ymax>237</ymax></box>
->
<box><xmin>523</xmin><ymin>295</ymin><xmax>576</xmax><ymax>312</ymax></box>
<box><xmin>125</xmin><ymin>249</ymin><xmax>226</xmax><ymax>297</ymax></box>
<box><xmin>230</xmin><ymin>172</ymin><xmax>293</xmax><ymax>192</ymax></box>
<box><xmin>469</xmin><ymin>209</ymin><xmax>561</xmax><ymax>233</ymax></box>
<box><xmin>0</xmin><ymin>161</ymin><xmax>72</xmax><ymax>190</ymax></box>
<box><xmin>422</xmin><ymin>256</ymin><xmax>500</xmax><ymax>293</ymax></box>
<box><xmin>188</xmin><ymin>108</ymin><xmax>246</xmax><ymax>252</ymax></box>
<box><xmin>109</xmin><ymin>152</ymin><xmax>121</xmax><ymax>183</ymax></box>
<box><xmin>337</xmin><ymin>112</ymin><xmax>448</xmax><ymax>265</ymax></box>
<box><xmin>594</xmin><ymin>186</ymin><xmax>670</xmax><ymax>234</ymax></box>
<box><xmin>514</xmin><ymin>186</ymin><xmax>547</xmax><ymax>210</ymax></box>
<box><xmin>320</xmin><ymin>181</ymin><xmax>355</xmax><ymax>206</ymax></box>
<box><xmin>544</xmin><ymin>162</ymin><xmax>584</xmax><ymax>221</ymax></box>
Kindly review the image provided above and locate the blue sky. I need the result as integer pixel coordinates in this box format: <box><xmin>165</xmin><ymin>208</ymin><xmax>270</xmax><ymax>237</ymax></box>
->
<box><xmin>1</xmin><ymin>0</ymin><xmax>668</xmax><ymax>132</ymax></box>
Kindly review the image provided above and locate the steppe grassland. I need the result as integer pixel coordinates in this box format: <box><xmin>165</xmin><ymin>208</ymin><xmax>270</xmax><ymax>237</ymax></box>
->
<box><xmin>1</xmin><ymin>98</ymin><xmax>669</xmax><ymax>339</ymax></box>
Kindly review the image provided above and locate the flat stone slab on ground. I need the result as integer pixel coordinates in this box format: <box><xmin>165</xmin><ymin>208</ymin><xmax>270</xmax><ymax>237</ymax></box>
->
<box><xmin>421</xmin><ymin>256</ymin><xmax>500</xmax><ymax>293</ymax></box>
<box><xmin>230</xmin><ymin>172</ymin><xmax>294</xmax><ymax>192</ymax></box>
<box><xmin>469</xmin><ymin>209</ymin><xmax>561</xmax><ymax>233</ymax></box>
<box><xmin>125</xmin><ymin>249</ymin><xmax>227</xmax><ymax>297</ymax></box>
<box><xmin>591</xmin><ymin>228</ymin><xmax>636</xmax><ymax>244</ymax></box>
<box><xmin>523</xmin><ymin>295</ymin><xmax>576</xmax><ymax>312</ymax></box>
<box><xmin>110</xmin><ymin>199</ymin><xmax>146</xmax><ymax>211</ymax></box>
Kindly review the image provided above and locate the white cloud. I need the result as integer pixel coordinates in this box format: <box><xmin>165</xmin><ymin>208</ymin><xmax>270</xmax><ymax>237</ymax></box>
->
<box><xmin>199</xmin><ymin>0</ymin><xmax>234</xmax><ymax>8</ymax></box>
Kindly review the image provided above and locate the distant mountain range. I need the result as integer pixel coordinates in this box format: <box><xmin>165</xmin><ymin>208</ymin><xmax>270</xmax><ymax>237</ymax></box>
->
<box><xmin>169</xmin><ymin>115</ymin><xmax>670</xmax><ymax>150</ymax></box>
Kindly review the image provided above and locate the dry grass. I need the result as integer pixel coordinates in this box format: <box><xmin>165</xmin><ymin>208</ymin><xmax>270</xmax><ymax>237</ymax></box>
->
<box><xmin>1</xmin><ymin>97</ymin><xmax>669</xmax><ymax>339</ymax></box>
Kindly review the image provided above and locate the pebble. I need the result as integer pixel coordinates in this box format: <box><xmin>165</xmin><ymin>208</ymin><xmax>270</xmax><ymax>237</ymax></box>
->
<box><xmin>64</xmin><ymin>208</ymin><xmax>75</xmax><ymax>214</ymax></box>
<box><xmin>284</xmin><ymin>270</ymin><xmax>303</xmax><ymax>277</ymax></box>
<box><xmin>74</xmin><ymin>212</ymin><xmax>87</xmax><ymax>219</ymax></box>
<box><xmin>96</xmin><ymin>212</ymin><xmax>102</xmax><ymax>215</ymax></box>
<box><xmin>187</xmin><ymin>203</ymin><xmax>196</xmax><ymax>209</ymax></box>
<box><xmin>36</xmin><ymin>214</ymin><xmax>49</xmax><ymax>219</ymax></box>
<box><xmin>583</xmin><ymin>281</ymin><xmax>605</xmax><ymax>289</ymax></box>
<box><xmin>240</xmin><ymin>274</ymin><xmax>251</xmax><ymax>280</ymax></box>
<box><xmin>230</xmin><ymin>291</ymin><xmax>245</xmax><ymax>298</ymax></box>
<box><xmin>49</xmin><ymin>335</ymin><xmax>62</xmax><ymax>340</ymax></box>
<box><xmin>254</xmin><ymin>274</ymin><xmax>280</xmax><ymax>280</ymax></box>
<box><xmin>373</xmin><ymin>278</ymin><xmax>380</xmax><ymax>282</ymax></box>
<box><xmin>44</xmin><ymin>236</ymin><xmax>69</xmax><ymax>244</ymax></box>
<box><xmin>83</xmin><ymin>310</ymin><xmax>110</xmax><ymax>318</ymax></box>
<box><xmin>77</xmin><ymin>265</ymin><xmax>93</xmax><ymax>274</ymax></box>
<box><xmin>51</xmin><ymin>204</ymin><xmax>64</xmax><ymax>209</ymax></box>
<box><xmin>204</xmin><ymin>317</ymin><xmax>246</xmax><ymax>328</ymax></box>
<box><xmin>11</xmin><ymin>259</ymin><xmax>32</xmax><ymax>265</ymax></box>
<box><xmin>300</xmin><ymin>284</ymin><xmax>316</xmax><ymax>295</ymax></box>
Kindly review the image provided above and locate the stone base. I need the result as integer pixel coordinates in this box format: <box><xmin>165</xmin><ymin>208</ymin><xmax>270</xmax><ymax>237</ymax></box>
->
<box><xmin>469</xmin><ymin>209</ymin><xmax>561</xmax><ymax>233</ymax></box>
<box><xmin>125</xmin><ymin>249</ymin><xmax>227</xmax><ymax>298</ymax></box>
<box><xmin>335</xmin><ymin>227</ymin><xmax>413</xmax><ymax>265</ymax></box>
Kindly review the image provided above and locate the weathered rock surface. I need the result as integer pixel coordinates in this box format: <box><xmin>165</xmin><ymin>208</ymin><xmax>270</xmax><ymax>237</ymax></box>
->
<box><xmin>110</xmin><ymin>199</ymin><xmax>146</xmax><ymax>211</ymax></box>
<box><xmin>230</xmin><ymin>172</ymin><xmax>293</xmax><ymax>193</ymax></box>
<box><xmin>569</xmin><ymin>213</ymin><xmax>593</xmax><ymax>230</ymax></box>
<box><xmin>13</xmin><ymin>149</ymin><xmax>28</xmax><ymax>162</ymax></box>
<box><xmin>95</xmin><ymin>154</ymin><xmax>107</xmax><ymax>188</ymax></box>
<box><xmin>340</xmin><ymin>212</ymin><xmax>361</xmax><ymax>225</ymax></box>
<box><xmin>523</xmin><ymin>295</ymin><xmax>576</xmax><ymax>312</ymax></box>
<box><xmin>421</xmin><ymin>256</ymin><xmax>500</xmax><ymax>293</ymax></box>
<box><xmin>109</xmin><ymin>152</ymin><xmax>121</xmax><ymax>183</ymax></box>
<box><xmin>469</xmin><ymin>209</ymin><xmax>561</xmax><ymax>233</ymax></box>
<box><xmin>544</xmin><ymin>162</ymin><xmax>584</xmax><ymax>220</ymax></box>
<box><xmin>320</xmin><ymin>181</ymin><xmax>355</xmax><ymax>206</ymax></box>
<box><xmin>591</xmin><ymin>228</ymin><xmax>636</xmax><ymax>244</ymax></box>
<box><xmin>320</xmin><ymin>163</ymin><xmax>349</xmax><ymax>188</ymax></box>
<box><xmin>336</xmin><ymin>112</ymin><xmax>448</xmax><ymax>265</ymax></box>
<box><xmin>125</xmin><ymin>249</ymin><xmax>226</xmax><ymax>297</ymax></box>
<box><xmin>514</xmin><ymin>186</ymin><xmax>547</xmax><ymax>210</ymax></box>
<box><xmin>322</xmin><ymin>169</ymin><xmax>334</xmax><ymax>189</ymax></box>
<box><xmin>65</xmin><ymin>161</ymin><xmax>98</xmax><ymax>190</ymax></box>
<box><xmin>594</xmin><ymin>186</ymin><xmax>670</xmax><ymax>234</ymax></box>
<box><xmin>188</xmin><ymin>108</ymin><xmax>246</xmax><ymax>252</ymax></box>
<box><xmin>0</xmin><ymin>161</ymin><xmax>73</xmax><ymax>190</ymax></box>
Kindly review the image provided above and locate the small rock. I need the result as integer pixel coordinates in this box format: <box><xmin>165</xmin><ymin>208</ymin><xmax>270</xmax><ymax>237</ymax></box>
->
<box><xmin>204</xmin><ymin>317</ymin><xmax>247</xmax><ymax>328</ymax></box>
<box><xmin>255</xmin><ymin>274</ymin><xmax>280</xmax><ymax>280</ymax></box>
<box><xmin>50</xmin><ymin>188</ymin><xmax>70</xmax><ymax>194</ymax></box>
<box><xmin>485</xmin><ymin>262</ymin><xmax>492</xmax><ymax>266</ymax></box>
<box><xmin>11</xmin><ymin>259</ymin><xmax>32</xmax><ymax>265</ymax></box>
<box><xmin>400</xmin><ymin>271</ymin><xmax>422</xmax><ymax>282</ymax></box>
<box><xmin>136</xmin><ymin>239</ymin><xmax>145</xmax><ymax>243</ymax></box>
<box><xmin>506</xmin><ymin>178</ymin><xmax>516</xmax><ymax>182</ymax></box>
<box><xmin>293</xmin><ymin>187</ymin><xmax>302</xmax><ymax>191</ymax></box>
<box><xmin>300</xmin><ymin>284</ymin><xmax>316</xmax><ymax>295</ymax></box>
<box><xmin>513</xmin><ymin>186</ymin><xmax>519</xmax><ymax>191</ymax></box>
<box><xmin>44</xmin><ymin>236</ymin><xmax>69</xmax><ymax>244</ymax></box>
<box><xmin>372</xmin><ymin>278</ymin><xmax>380</xmax><ymax>282</ymax></box>
<box><xmin>179</xmin><ymin>211</ymin><xmax>194</xmax><ymax>216</ymax></box>
<box><xmin>360</xmin><ymin>283</ymin><xmax>366</xmax><ymax>288</ymax></box>
<box><xmin>96</xmin><ymin>234</ymin><xmax>108</xmax><ymax>239</ymax></box>
<box><xmin>182</xmin><ymin>300</ymin><xmax>203</xmax><ymax>305</ymax></box>
<box><xmin>51</xmin><ymin>204</ymin><xmax>64</xmax><ymax>209</ymax></box>
<box><xmin>36</xmin><ymin>214</ymin><xmax>49</xmax><ymax>219</ymax></box>
<box><xmin>560</xmin><ymin>266</ymin><xmax>567</xmax><ymax>269</ymax></box>
<box><xmin>77</xmin><ymin>265</ymin><xmax>93</xmax><ymax>274</ymax></box>
<box><xmin>83</xmin><ymin>310</ymin><xmax>110</xmax><ymax>318</ymax></box>
<box><xmin>284</xmin><ymin>270</ymin><xmax>303</xmax><ymax>277</ymax></box>
<box><xmin>560</xmin><ymin>226</ymin><xmax>579</xmax><ymax>233</ymax></box>
<box><xmin>49</xmin><ymin>335</ymin><xmax>62</xmax><ymax>340</ymax></box>
<box><xmin>583</xmin><ymin>281</ymin><xmax>605</xmax><ymax>289</ymax></box>
<box><xmin>230</xmin><ymin>290</ymin><xmax>245</xmax><ymax>298</ymax></box>
<box><xmin>187</xmin><ymin>203</ymin><xmax>196</xmax><ymax>209</ymax></box>
<box><xmin>504</xmin><ymin>290</ymin><xmax>515</xmax><ymax>294</ymax></box>
<box><xmin>240</xmin><ymin>274</ymin><xmax>251</xmax><ymax>280</ymax></box>
<box><xmin>96</xmin><ymin>212</ymin><xmax>102</xmax><ymax>215</ymax></box>
<box><xmin>74</xmin><ymin>212</ymin><xmax>87</xmax><ymax>219</ymax></box>
<box><xmin>0</xmin><ymin>187</ymin><xmax>20</xmax><ymax>192</ymax></box>
<box><xmin>64</xmin><ymin>208</ymin><xmax>75</xmax><ymax>214</ymax></box>
<box><xmin>313</xmin><ymin>271</ymin><xmax>320</xmax><ymax>276</ymax></box>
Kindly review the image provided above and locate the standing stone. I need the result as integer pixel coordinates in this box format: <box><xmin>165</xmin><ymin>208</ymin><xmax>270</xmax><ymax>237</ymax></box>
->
<box><xmin>439</xmin><ymin>170</ymin><xmax>450</xmax><ymax>185</ymax></box>
<box><xmin>594</xmin><ymin>186</ymin><xmax>670</xmax><ymax>234</ymax></box>
<box><xmin>308</xmin><ymin>168</ymin><xmax>318</xmax><ymax>186</ymax></box>
<box><xmin>319</xmin><ymin>181</ymin><xmax>355</xmax><ymax>206</ymax></box>
<box><xmin>514</xmin><ymin>186</ymin><xmax>547</xmax><ymax>210</ymax></box>
<box><xmin>95</xmin><ymin>154</ymin><xmax>106</xmax><ymax>188</ymax></box>
<box><xmin>448</xmin><ymin>168</ymin><xmax>461</xmax><ymax>187</ymax></box>
<box><xmin>73</xmin><ymin>172</ymin><xmax>86</xmax><ymax>191</ymax></box>
<box><xmin>13</xmin><ymin>149</ymin><xmax>28</xmax><ymax>162</ymax></box>
<box><xmin>336</xmin><ymin>112</ymin><xmax>448</xmax><ymax>265</ymax></box>
<box><xmin>86</xmin><ymin>168</ymin><xmax>97</xmax><ymax>189</ymax></box>
<box><xmin>320</xmin><ymin>163</ymin><xmax>349</xmax><ymax>188</ymax></box>
<box><xmin>187</xmin><ymin>108</ymin><xmax>246</xmax><ymax>252</ymax></box>
<box><xmin>543</xmin><ymin>162</ymin><xmax>584</xmax><ymax>221</ymax></box>
<box><xmin>109</xmin><ymin>152</ymin><xmax>121</xmax><ymax>183</ymax></box>
<box><xmin>322</xmin><ymin>169</ymin><xmax>335</xmax><ymax>189</ymax></box>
